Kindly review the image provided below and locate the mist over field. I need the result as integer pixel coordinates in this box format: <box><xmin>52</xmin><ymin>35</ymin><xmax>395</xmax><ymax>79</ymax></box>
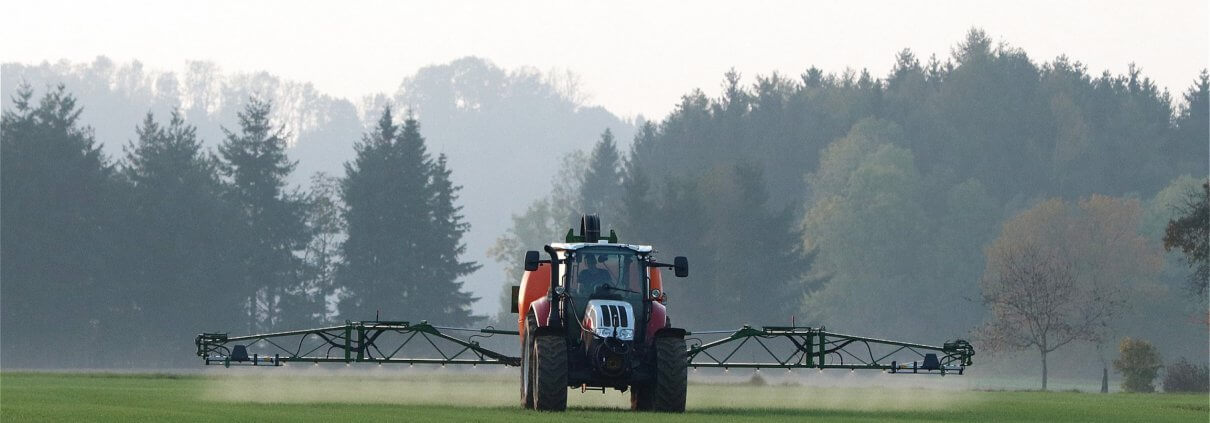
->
<box><xmin>1</xmin><ymin>1</ymin><xmax>1207</xmax><ymax>399</ymax></box>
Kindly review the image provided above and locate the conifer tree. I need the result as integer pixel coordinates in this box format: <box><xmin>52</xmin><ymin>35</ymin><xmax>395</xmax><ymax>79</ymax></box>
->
<box><xmin>580</xmin><ymin>128</ymin><xmax>623</xmax><ymax>220</ymax></box>
<box><xmin>218</xmin><ymin>97</ymin><xmax>309</xmax><ymax>330</ymax></box>
<box><xmin>341</xmin><ymin>109</ymin><xmax>477</xmax><ymax>323</ymax></box>
<box><xmin>0</xmin><ymin>84</ymin><xmax>126</xmax><ymax>365</ymax></box>
<box><xmin>123</xmin><ymin>110</ymin><xmax>242</xmax><ymax>356</ymax></box>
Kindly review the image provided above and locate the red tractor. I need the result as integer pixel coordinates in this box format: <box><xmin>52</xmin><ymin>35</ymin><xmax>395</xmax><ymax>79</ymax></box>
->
<box><xmin>513</xmin><ymin>215</ymin><xmax>690</xmax><ymax>411</ymax></box>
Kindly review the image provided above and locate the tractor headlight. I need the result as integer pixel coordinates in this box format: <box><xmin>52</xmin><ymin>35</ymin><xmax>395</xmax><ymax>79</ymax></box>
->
<box><xmin>594</xmin><ymin>327</ymin><xmax>613</xmax><ymax>338</ymax></box>
<box><xmin>616</xmin><ymin>328</ymin><xmax>634</xmax><ymax>341</ymax></box>
<box><xmin>650</xmin><ymin>289</ymin><xmax>661</xmax><ymax>299</ymax></box>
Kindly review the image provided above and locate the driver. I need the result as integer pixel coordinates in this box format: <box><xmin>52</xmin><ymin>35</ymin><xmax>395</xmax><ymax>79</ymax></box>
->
<box><xmin>576</xmin><ymin>253</ymin><xmax>612</xmax><ymax>295</ymax></box>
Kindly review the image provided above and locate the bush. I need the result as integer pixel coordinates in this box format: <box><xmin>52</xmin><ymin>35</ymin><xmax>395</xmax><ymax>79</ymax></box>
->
<box><xmin>1112</xmin><ymin>338</ymin><xmax>1162</xmax><ymax>393</ymax></box>
<box><xmin>1163</xmin><ymin>357</ymin><xmax>1209</xmax><ymax>393</ymax></box>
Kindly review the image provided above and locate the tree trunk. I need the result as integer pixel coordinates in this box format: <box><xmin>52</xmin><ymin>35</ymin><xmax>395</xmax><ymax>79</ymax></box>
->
<box><xmin>1041</xmin><ymin>351</ymin><xmax>1048</xmax><ymax>391</ymax></box>
<box><xmin>1101</xmin><ymin>367</ymin><xmax>1109</xmax><ymax>393</ymax></box>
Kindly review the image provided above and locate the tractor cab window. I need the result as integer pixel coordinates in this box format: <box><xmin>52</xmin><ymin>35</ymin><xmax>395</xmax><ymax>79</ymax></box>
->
<box><xmin>566</xmin><ymin>248</ymin><xmax>644</xmax><ymax>302</ymax></box>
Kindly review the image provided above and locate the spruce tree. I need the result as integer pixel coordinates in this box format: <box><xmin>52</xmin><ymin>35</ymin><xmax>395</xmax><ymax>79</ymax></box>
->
<box><xmin>340</xmin><ymin>109</ymin><xmax>478</xmax><ymax>324</ymax></box>
<box><xmin>340</xmin><ymin>108</ymin><xmax>430</xmax><ymax>320</ymax></box>
<box><xmin>421</xmin><ymin>154</ymin><xmax>480</xmax><ymax>325</ymax></box>
<box><xmin>218</xmin><ymin>97</ymin><xmax>309</xmax><ymax>331</ymax></box>
<box><xmin>122</xmin><ymin>110</ymin><xmax>242</xmax><ymax>358</ymax></box>
<box><xmin>0</xmin><ymin>84</ymin><xmax>126</xmax><ymax>366</ymax></box>
<box><xmin>619</xmin><ymin>123</ymin><xmax>658</xmax><ymax>236</ymax></box>
<box><xmin>580</xmin><ymin>128</ymin><xmax>623</xmax><ymax>220</ymax></box>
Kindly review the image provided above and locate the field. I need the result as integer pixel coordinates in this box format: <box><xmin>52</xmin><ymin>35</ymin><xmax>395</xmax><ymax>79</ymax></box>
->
<box><xmin>1</xmin><ymin>371</ymin><xmax>1206</xmax><ymax>422</ymax></box>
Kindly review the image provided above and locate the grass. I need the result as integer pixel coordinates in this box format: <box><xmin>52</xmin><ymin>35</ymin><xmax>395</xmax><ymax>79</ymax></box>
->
<box><xmin>1</xmin><ymin>371</ymin><xmax>1206</xmax><ymax>422</ymax></box>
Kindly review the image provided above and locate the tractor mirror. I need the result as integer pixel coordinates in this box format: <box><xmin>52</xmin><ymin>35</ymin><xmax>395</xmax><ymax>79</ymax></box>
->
<box><xmin>524</xmin><ymin>250</ymin><xmax>540</xmax><ymax>271</ymax></box>
<box><xmin>673</xmin><ymin>256</ymin><xmax>689</xmax><ymax>277</ymax></box>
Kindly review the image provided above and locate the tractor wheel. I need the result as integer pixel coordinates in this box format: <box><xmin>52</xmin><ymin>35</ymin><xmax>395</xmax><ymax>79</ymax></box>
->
<box><xmin>631</xmin><ymin>335</ymin><xmax>687</xmax><ymax>412</ymax></box>
<box><xmin>629</xmin><ymin>381</ymin><xmax>652</xmax><ymax>410</ymax></box>
<box><xmin>520</xmin><ymin>326</ymin><xmax>535</xmax><ymax>409</ymax></box>
<box><xmin>532</xmin><ymin>333</ymin><xmax>568</xmax><ymax>411</ymax></box>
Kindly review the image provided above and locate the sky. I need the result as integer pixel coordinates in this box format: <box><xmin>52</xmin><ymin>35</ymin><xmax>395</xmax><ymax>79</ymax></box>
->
<box><xmin>2</xmin><ymin>0</ymin><xmax>1207</xmax><ymax>119</ymax></box>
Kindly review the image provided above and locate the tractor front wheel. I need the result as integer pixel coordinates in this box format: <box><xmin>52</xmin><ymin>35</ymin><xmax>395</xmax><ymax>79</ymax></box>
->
<box><xmin>631</xmin><ymin>335</ymin><xmax>687</xmax><ymax>412</ymax></box>
<box><xmin>532</xmin><ymin>332</ymin><xmax>568</xmax><ymax>411</ymax></box>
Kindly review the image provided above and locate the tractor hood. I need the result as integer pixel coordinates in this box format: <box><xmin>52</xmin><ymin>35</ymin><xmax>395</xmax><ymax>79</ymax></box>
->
<box><xmin>584</xmin><ymin>299</ymin><xmax>635</xmax><ymax>341</ymax></box>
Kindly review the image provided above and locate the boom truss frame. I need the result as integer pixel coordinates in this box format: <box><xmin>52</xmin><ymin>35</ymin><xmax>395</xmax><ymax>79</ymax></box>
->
<box><xmin>195</xmin><ymin>320</ymin><xmax>520</xmax><ymax>367</ymax></box>
<box><xmin>686</xmin><ymin>326</ymin><xmax>973</xmax><ymax>374</ymax></box>
<box><xmin>196</xmin><ymin>322</ymin><xmax>973</xmax><ymax>375</ymax></box>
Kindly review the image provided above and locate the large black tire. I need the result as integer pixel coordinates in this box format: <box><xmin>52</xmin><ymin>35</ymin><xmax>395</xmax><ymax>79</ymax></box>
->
<box><xmin>533</xmin><ymin>334</ymin><xmax>568</xmax><ymax>411</ymax></box>
<box><xmin>630</xmin><ymin>380</ymin><xmax>652</xmax><ymax>410</ymax></box>
<box><xmin>631</xmin><ymin>336</ymin><xmax>687</xmax><ymax>412</ymax></box>
<box><xmin>520</xmin><ymin>327</ymin><xmax>535</xmax><ymax>409</ymax></box>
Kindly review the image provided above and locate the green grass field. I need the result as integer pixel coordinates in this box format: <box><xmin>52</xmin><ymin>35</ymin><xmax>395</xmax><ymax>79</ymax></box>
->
<box><xmin>2</xmin><ymin>372</ymin><xmax>1206</xmax><ymax>422</ymax></box>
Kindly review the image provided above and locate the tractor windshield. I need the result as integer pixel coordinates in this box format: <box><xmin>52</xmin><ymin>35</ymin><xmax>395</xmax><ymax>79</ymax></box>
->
<box><xmin>566</xmin><ymin>247</ymin><xmax>645</xmax><ymax>305</ymax></box>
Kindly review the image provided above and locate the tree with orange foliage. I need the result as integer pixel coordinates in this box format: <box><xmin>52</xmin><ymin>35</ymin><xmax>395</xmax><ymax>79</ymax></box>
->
<box><xmin>978</xmin><ymin>197</ymin><xmax>1163</xmax><ymax>390</ymax></box>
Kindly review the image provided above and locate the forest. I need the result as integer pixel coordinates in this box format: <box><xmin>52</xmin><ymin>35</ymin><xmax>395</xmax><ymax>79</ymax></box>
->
<box><xmin>1</xmin><ymin>30</ymin><xmax>1206</xmax><ymax>389</ymax></box>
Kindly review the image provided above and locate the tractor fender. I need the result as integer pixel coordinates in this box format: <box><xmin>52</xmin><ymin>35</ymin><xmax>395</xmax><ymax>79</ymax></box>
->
<box><xmin>517</xmin><ymin>263</ymin><xmax>552</xmax><ymax>334</ymax></box>
<box><xmin>645</xmin><ymin>301</ymin><xmax>669</xmax><ymax>344</ymax></box>
<box><xmin>522</xmin><ymin>296</ymin><xmax>553</xmax><ymax>338</ymax></box>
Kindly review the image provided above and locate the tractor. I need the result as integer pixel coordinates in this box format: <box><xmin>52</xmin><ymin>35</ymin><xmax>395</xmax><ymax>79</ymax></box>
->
<box><xmin>513</xmin><ymin>215</ymin><xmax>690</xmax><ymax>411</ymax></box>
<box><xmin>194</xmin><ymin>214</ymin><xmax>975</xmax><ymax>413</ymax></box>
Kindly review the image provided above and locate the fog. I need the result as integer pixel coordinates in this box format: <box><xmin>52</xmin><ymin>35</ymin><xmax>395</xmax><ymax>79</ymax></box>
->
<box><xmin>1</xmin><ymin>1</ymin><xmax>1207</xmax><ymax>394</ymax></box>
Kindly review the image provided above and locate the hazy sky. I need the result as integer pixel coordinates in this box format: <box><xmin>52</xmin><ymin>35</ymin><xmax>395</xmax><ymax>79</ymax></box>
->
<box><xmin>2</xmin><ymin>0</ymin><xmax>1207</xmax><ymax>119</ymax></box>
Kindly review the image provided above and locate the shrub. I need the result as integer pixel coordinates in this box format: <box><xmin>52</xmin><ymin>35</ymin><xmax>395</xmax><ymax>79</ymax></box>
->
<box><xmin>1163</xmin><ymin>357</ymin><xmax>1209</xmax><ymax>393</ymax></box>
<box><xmin>1112</xmin><ymin>338</ymin><xmax>1162</xmax><ymax>393</ymax></box>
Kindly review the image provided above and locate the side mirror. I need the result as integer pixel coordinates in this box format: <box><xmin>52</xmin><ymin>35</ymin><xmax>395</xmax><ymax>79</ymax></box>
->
<box><xmin>523</xmin><ymin>250</ymin><xmax>540</xmax><ymax>271</ymax></box>
<box><xmin>673</xmin><ymin>256</ymin><xmax>688</xmax><ymax>278</ymax></box>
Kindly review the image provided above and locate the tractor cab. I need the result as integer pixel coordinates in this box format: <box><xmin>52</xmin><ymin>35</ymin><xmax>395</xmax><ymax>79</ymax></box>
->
<box><xmin>557</xmin><ymin>244</ymin><xmax>649</xmax><ymax>303</ymax></box>
<box><xmin>567</xmin><ymin>246</ymin><xmax>643</xmax><ymax>301</ymax></box>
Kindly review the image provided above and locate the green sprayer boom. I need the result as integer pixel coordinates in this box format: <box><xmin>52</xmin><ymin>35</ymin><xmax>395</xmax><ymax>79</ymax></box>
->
<box><xmin>196</xmin><ymin>321</ymin><xmax>972</xmax><ymax>374</ymax></box>
<box><xmin>195</xmin><ymin>215</ymin><xmax>974</xmax><ymax>412</ymax></box>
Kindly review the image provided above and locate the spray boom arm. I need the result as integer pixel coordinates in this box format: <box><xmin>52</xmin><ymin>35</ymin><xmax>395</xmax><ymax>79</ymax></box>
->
<box><xmin>685</xmin><ymin>326</ymin><xmax>973</xmax><ymax>374</ymax></box>
<box><xmin>196</xmin><ymin>322</ymin><xmax>972</xmax><ymax>375</ymax></box>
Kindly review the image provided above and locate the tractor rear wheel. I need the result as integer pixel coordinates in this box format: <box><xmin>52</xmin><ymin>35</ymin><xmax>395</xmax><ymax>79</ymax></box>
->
<box><xmin>631</xmin><ymin>335</ymin><xmax>687</xmax><ymax>412</ymax></box>
<box><xmin>532</xmin><ymin>333</ymin><xmax>568</xmax><ymax>411</ymax></box>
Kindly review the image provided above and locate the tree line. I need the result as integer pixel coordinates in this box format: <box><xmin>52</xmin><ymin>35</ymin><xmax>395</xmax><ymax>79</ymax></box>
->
<box><xmin>1</xmin><ymin>86</ymin><xmax>476</xmax><ymax>367</ymax></box>
<box><xmin>491</xmin><ymin>29</ymin><xmax>1208</xmax><ymax>388</ymax></box>
<box><xmin>2</xmin><ymin>29</ymin><xmax>1205</xmax><ymax>379</ymax></box>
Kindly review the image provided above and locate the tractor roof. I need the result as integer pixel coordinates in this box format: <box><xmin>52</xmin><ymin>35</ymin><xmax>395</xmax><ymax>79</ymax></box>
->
<box><xmin>549</xmin><ymin>242</ymin><xmax>653</xmax><ymax>253</ymax></box>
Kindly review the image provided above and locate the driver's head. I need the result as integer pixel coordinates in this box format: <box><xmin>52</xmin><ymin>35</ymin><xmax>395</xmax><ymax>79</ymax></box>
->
<box><xmin>580</xmin><ymin>253</ymin><xmax>603</xmax><ymax>267</ymax></box>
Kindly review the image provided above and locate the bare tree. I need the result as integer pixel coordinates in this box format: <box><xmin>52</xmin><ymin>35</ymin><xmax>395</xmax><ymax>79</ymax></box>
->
<box><xmin>977</xmin><ymin>197</ymin><xmax>1158</xmax><ymax>390</ymax></box>
<box><xmin>545</xmin><ymin>68</ymin><xmax>590</xmax><ymax>108</ymax></box>
<box><xmin>978</xmin><ymin>243</ymin><xmax>1119</xmax><ymax>390</ymax></box>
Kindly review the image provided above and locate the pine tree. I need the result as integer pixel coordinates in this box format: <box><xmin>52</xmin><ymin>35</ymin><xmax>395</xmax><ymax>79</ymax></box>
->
<box><xmin>1</xmin><ymin>84</ymin><xmax>126</xmax><ymax>366</ymax></box>
<box><xmin>619</xmin><ymin>123</ymin><xmax>658</xmax><ymax>236</ymax></box>
<box><xmin>340</xmin><ymin>109</ymin><xmax>479</xmax><ymax>324</ymax></box>
<box><xmin>122</xmin><ymin>110</ymin><xmax>242</xmax><ymax>359</ymax></box>
<box><xmin>1172</xmin><ymin>70</ymin><xmax>1209</xmax><ymax>178</ymax></box>
<box><xmin>580</xmin><ymin>128</ymin><xmax>623</xmax><ymax>220</ymax></box>
<box><xmin>218</xmin><ymin>97</ymin><xmax>309</xmax><ymax>331</ymax></box>
<box><xmin>421</xmin><ymin>154</ymin><xmax>480</xmax><ymax>325</ymax></box>
<box><xmin>340</xmin><ymin>108</ymin><xmax>430</xmax><ymax>320</ymax></box>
